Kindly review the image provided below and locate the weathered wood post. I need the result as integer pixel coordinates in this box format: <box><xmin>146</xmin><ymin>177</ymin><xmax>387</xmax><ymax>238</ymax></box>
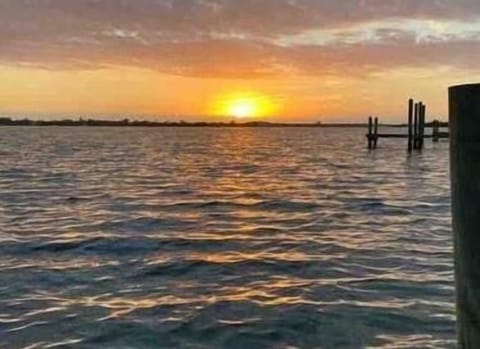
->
<box><xmin>367</xmin><ymin>116</ymin><xmax>373</xmax><ymax>149</ymax></box>
<box><xmin>419</xmin><ymin>103</ymin><xmax>426</xmax><ymax>150</ymax></box>
<box><xmin>414</xmin><ymin>102</ymin><xmax>420</xmax><ymax>149</ymax></box>
<box><xmin>450</xmin><ymin>83</ymin><xmax>480</xmax><ymax>348</ymax></box>
<box><xmin>433</xmin><ymin>120</ymin><xmax>440</xmax><ymax>143</ymax></box>
<box><xmin>437</xmin><ymin>120</ymin><xmax>441</xmax><ymax>142</ymax></box>
<box><xmin>374</xmin><ymin>117</ymin><xmax>379</xmax><ymax>149</ymax></box>
<box><xmin>408</xmin><ymin>99</ymin><xmax>414</xmax><ymax>153</ymax></box>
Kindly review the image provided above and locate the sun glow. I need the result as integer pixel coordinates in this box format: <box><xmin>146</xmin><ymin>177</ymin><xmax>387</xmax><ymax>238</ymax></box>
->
<box><xmin>229</xmin><ymin>99</ymin><xmax>256</xmax><ymax>118</ymax></box>
<box><xmin>211</xmin><ymin>92</ymin><xmax>278</xmax><ymax>119</ymax></box>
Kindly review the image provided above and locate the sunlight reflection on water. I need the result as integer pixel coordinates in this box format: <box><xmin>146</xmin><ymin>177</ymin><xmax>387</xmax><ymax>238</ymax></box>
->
<box><xmin>0</xmin><ymin>127</ymin><xmax>454</xmax><ymax>348</ymax></box>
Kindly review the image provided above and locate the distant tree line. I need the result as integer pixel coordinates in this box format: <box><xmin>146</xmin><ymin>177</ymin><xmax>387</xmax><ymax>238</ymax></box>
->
<box><xmin>0</xmin><ymin>117</ymin><xmax>367</xmax><ymax>128</ymax></box>
<box><xmin>0</xmin><ymin>117</ymin><xmax>448</xmax><ymax>128</ymax></box>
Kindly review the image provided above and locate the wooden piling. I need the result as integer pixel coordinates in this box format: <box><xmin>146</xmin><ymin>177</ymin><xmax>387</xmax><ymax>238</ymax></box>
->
<box><xmin>367</xmin><ymin>116</ymin><xmax>373</xmax><ymax>149</ymax></box>
<box><xmin>414</xmin><ymin>102</ymin><xmax>420</xmax><ymax>149</ymax></box>
<box><xmin>437</xmin><ymin>120</ymin><xmax>441</xmax><ymax>142</ymax></box>
<box><xmin>433</xmin><ymin>120</ymin><xmax>440</xmax><ymax>142</ymax></box>
<box><xmin>449</xmin><ymin>83</ymin><xmax>480</xmax><ymax>348</ymax></box>
<box><xmin>419</xmin><ymin>103</ymin><xmax>426</xmax><ymax>150</ymax></box>
<box><xmin>408</xmin><ymin>99</ymin><xmax>414</xmax><ymax>152</ymax></box>
<box><xmin>374</xmin><ymin>117</ymin><xmax>379</xmax><ymax>149</ymax></box>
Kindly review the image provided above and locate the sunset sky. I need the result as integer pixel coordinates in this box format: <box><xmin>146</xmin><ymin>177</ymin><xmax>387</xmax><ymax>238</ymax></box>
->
<box><xmin>1</xmin><ymin>0</ymin><xmax>480</xmax><ymax>122</ymax></box>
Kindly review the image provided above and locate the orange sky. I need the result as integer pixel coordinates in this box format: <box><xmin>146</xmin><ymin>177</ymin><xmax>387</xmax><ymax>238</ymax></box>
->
<box><xmin>1</xmin><ymin>1</ymin><xmax>480</xmax><ymax>122</ymax></box>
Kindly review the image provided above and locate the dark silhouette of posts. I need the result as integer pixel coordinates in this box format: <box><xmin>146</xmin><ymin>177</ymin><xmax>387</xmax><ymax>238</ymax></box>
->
<box><xmin>419</xmin><ymin>103</ymin><xmax>426</xmax><ymax>150</ymax></box>
<box><xmin>414</xmin><ymin>102</ymin><xmax>420</xmax><ymax>149</ymax></box>
<box><xmin>450</xmin><ymin>83</ymin><xmax>480</xmax><ymax>348</ymax></box>
<box><xmin>412</xmin><ymin>101</ymin><xmax>426</xmax><ymax>150</ymax></box>
<box><xmin>433</xmin><ymin>120</ymin><xmax>440</xmax><ymax>142</ymax></box>
<box><xmin>366</xmin><ymin>99</ymin><xmax>445</xmax><ymax>151</ymax></box>
<box><xmin>408</xmin><ymin>99</ymin><xmax>414</xmax><ymax>152</ymax></box>
<box><xmin>367</xmin><ymin>116</ymin><xmax>373</xmax><ymax>149</ymax></box>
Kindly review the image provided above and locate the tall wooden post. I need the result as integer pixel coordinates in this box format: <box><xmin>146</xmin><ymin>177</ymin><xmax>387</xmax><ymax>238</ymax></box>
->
<box><xmin>433</xmin><ymin>120</ymin><xmax>440</xmax><ymax>142</ymax></box>
<box><xmin>368</xmin><ymin>116</ymin><xmax>373</xmax><ymax>149</ymax></box>
<box><xmin>408</xmin><ymin>99</ymin><xmax>414</xmax><ymax>152</ymax></box>
<box><xmin>419</xmin><ymin>103</ymin><xmax>426</xmax><ymax>150</ymax></box>
<box><xmin>374</xmin><ymin>117</ymin><xmax>379</xmax><ymax>149</ymax></box>
<box><xmin>450</xmin><ymin>83</ymin><xmax>480</xmax><ymax>348</ymax></box>
<box><xmin>414</xmin><ymin>102</ymin><xmax>420</xmax><ymax>149</ymax></box>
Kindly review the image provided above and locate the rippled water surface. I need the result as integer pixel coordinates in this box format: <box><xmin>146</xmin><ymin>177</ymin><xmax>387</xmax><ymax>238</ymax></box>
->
<box><xmin>0</xmin><ymin>127</ymin><xmax>454</xmax><ymax>348</ymax></box>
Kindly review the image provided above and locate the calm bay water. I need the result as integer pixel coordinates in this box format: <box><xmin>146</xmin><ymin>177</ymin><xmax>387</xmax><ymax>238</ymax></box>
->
<box><xmin>0</xmin><ymin>127</ymin><xmax>454</xmax><ymax>348</ymax></box>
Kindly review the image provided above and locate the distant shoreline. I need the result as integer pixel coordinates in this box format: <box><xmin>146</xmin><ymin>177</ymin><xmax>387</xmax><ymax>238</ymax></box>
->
<box><xmin>0</xmin><ymin>117</ymin><xmax>448</xmax><ymax>128</ymax></box>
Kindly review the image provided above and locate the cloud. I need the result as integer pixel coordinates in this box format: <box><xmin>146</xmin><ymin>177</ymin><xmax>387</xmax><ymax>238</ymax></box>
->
<box><xmin>1</xmin><ymin>0</ymin><xmax>480</xmax><ymax>77</ymax></box>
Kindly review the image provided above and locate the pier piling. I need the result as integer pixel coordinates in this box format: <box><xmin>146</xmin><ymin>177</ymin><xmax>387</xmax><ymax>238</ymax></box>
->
<box><xmin>414</xmin><ymin>102</ymin><xmax>420</xmax><ymax>149</ymax></box>
<box><xmin>419</xmin><ymin>103</ymin><xmax>426</xmax><ymax>150</ymax></box>
<box><xmin>449</xmin><ymin>83</ymin><xmax>480</xmax><ymax>348</ymax></box>
<box><xmin>408</xmin><ymin>99</ymin><xmax>414</xmax><ymax>153</ymax></box>
<box><xmin>368</xmin><ymin>116</ymin><xmax>373</xmax><ymax>149</ymax></box>
<box><xmin>433</xmin><ymin>120</ymin><xmax>440</xmax><ymax>142</ymax></box>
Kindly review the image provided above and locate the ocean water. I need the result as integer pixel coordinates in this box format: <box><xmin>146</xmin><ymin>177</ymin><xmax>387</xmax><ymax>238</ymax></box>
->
<box><xmin>0</xmin><ymin>127</ymin><xmax>454</xmax><ymax>349</ymax></box>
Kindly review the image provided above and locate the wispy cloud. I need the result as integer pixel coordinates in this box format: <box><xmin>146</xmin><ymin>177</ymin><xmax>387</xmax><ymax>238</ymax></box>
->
<box><xmin>1</xmin><ymin>0</ymin><xmax>480</xmax><ymax>78</ymax></box>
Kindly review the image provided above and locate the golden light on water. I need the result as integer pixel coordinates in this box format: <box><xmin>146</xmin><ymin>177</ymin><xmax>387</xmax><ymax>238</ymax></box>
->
<box><xmin>211</xmin><ymin>91</ymin><xmax>279</xmax><ymax>119</ymax></box>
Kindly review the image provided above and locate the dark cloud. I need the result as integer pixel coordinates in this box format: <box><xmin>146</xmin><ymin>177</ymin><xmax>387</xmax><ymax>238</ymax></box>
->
<box><xmin>1</xmin><ymin>0</ymin><xmax>480</xmax><ymax>77</ymax></box>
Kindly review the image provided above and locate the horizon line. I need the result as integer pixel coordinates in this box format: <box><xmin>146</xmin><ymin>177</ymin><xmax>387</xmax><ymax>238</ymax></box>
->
<box><xmin>0</xmin><ymin>116</ymin><xmax>449</xmax><ymax>128</ymax></box>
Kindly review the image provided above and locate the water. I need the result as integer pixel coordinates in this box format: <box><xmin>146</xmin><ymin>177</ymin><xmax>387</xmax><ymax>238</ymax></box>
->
<box><xmin>0</xmin><ymin>127</ymin><xmax>454</xmax><ymax>349</ymax></box>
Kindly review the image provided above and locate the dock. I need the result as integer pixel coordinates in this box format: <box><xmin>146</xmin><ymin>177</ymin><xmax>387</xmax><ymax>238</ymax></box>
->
<box><xmin>366</xmin><ymin>99</ymin><xmax>449</xmax><ymax>151</ymax></box>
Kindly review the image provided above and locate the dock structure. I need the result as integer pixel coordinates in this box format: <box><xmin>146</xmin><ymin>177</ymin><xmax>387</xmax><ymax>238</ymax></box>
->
<box><xmin>366</xmin><ymin>99</ymin><xmax>449</xmax><ymax>151</ymax></box>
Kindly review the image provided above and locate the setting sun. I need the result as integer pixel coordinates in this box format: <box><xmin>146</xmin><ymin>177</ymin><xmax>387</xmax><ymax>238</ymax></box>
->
<box><xmin>211</xmin><ymin>92</ymin><xmax>279</xmax><ymax>119</ymax></box>
<box><xmin>229</xmin><ymin>99</ymin><xmax>256</xmax><ymax>118</ymax></box>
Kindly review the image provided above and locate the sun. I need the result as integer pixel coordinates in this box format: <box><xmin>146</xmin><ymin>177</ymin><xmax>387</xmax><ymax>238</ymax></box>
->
<box><xmin>211</xmin><ymin>91</ymin><xmax>278</xmax><ymax>119</ymax></box>
<box><xmin>229</xmin><ymin>99</ymin><xmax>256</xmax><ymax>118</ymax></box>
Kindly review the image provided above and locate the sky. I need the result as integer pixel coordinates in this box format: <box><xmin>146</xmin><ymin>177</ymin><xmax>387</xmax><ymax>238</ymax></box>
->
<box><xmin>1</xmin><ymin>0</ymin><xmax>480</xmax><ymax>122</ymax></box>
